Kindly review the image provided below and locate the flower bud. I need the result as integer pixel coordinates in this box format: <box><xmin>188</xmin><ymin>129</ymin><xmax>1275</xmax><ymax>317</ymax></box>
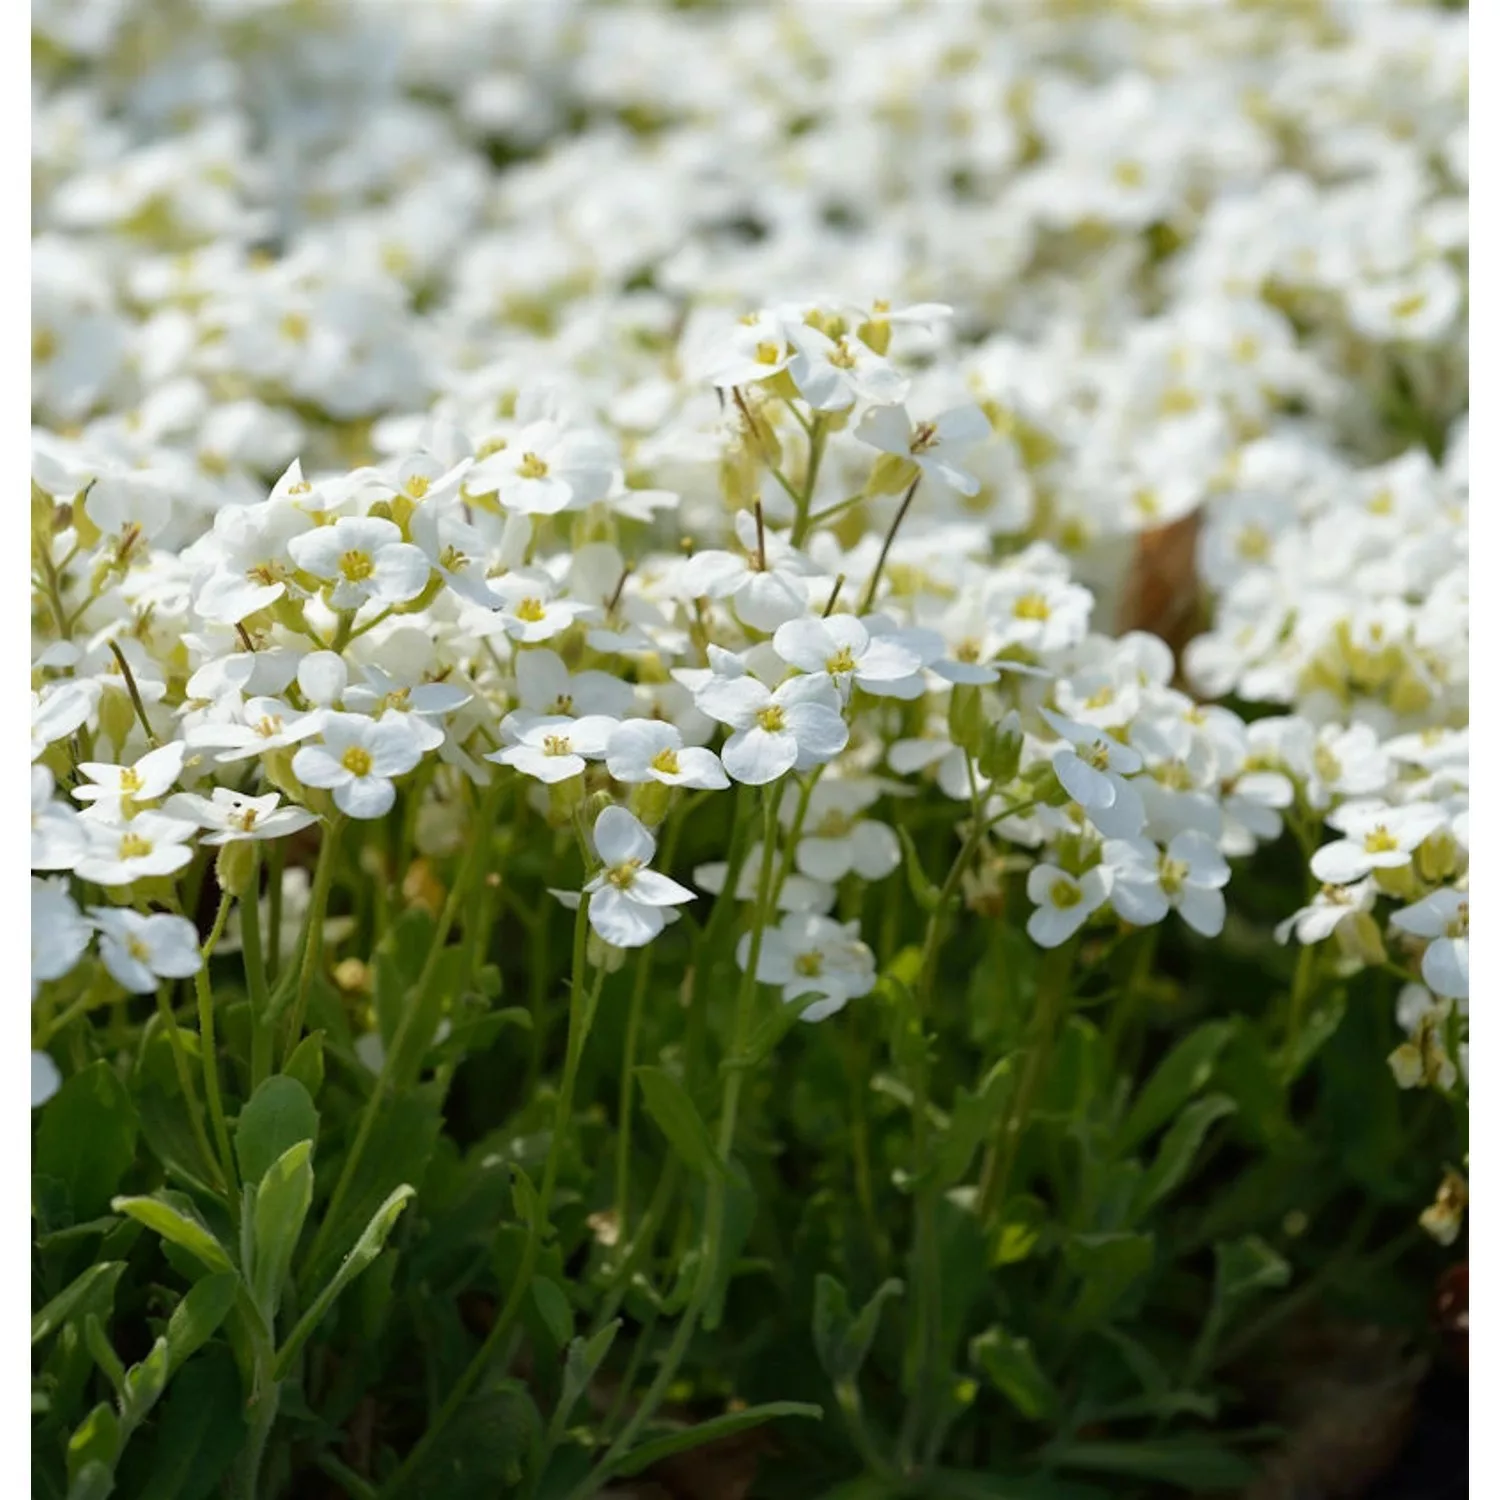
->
<box><xmin>857</xmin><ymin>318</ymin><xmax>891</xmax><ymax>355</ymax></box>
<box><xmin>546</xmin><ymin>776</ymin><xmax>585</xmax><ymax>828</ymax></box>
<box><xmin>1335</xmin><ymin>909</ymin><xmax>1386</xmax><ymax>969</ymax></box>
<box><xmin>978</xmin><ymin>710</ymin><xmax>1024</xmax><ymax>783</ymax></box>
<box><xmin>214</xmin><ymin>839</ymin><xmax>257</xmax><ymax>898</ymax></box>
<box><xmin>866</xmin><ymin>452</ymin><xmax>919</xmax><ymax>498</ymax></box>
<box><xmin>948</xmin><ymin>684</ymin><xmax>985</xmax><ymax>756</ymax></box>
<box><xmin>629</xmin><ymin>779</ymin><xmax>673</xmax><ymax>829</ymax></box>
<box><xmin>98</xmin><ymin>689</ymin><xmax>136</xmax><ymax>753</ymax></box>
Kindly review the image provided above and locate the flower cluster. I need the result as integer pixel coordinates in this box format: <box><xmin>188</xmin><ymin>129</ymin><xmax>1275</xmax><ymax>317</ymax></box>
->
<box><xmin>32</xmin><ymin>0</ymin><xmax>1466</xmax><ymax>1272</ymax></box>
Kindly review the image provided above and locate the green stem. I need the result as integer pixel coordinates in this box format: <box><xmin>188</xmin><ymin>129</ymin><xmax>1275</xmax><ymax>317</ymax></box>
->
<box><xmin>380</xmin><ymin>894</ymin><xmax>598</xmax><ymax>1500</ymax></box>
<box><xmin>790</xmin><ymin>417</ymin><xmax>827</xmax><ymax>547</ymax></box>
<box><xmin>859</xmin><ymin>476</ymin><xmax>921</xmax><ymax>614</ymax></box>
<box><xmin>572</xmin><ymin>786</ymin><xmax>784</xmax><ymax>1500</ymax></box>
<box><xmin>308</xmin><ymin>787</ymin><xmax>496</xmax><ymax>1272</ymax></box>
<box><xmin>280</xmin><ymin>815</ymin><xmax>344</xmax><ymax>1066</ymax></box>
<box><xmin>615</xmin><ymin>947</ymin><xmax>653</xmax><ymax>1245</ymax></box>
<box><xmin>107</xmin><ymin>641</ymin><xmax>160</xmax><ymax>748</ymax></box>
<box><xmin>154</xmin><ymin>982</ymin><xmax>224</xmax><ymax>1194</ymax></box>
<box><xmin>241</xmin><ymin>848</ymin><xmax>274</xmax><ymax>1092</ymax></box>
<box><xmin>194</xmin><ymin>895</ymin><xmax>240</xmax><ymax>1216</ymax></box>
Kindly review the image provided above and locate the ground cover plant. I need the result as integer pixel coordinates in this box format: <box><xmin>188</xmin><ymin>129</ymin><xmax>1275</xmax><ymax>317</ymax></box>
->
<box><xmin>31</xmin><ymin>2</ymin><xmax>1468</xmax><ymax>1497</ymax></box>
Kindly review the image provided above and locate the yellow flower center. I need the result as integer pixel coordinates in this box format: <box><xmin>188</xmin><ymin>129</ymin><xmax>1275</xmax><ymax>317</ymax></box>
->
<box><xmin>794</xmin><ymin>950</ymin><xmax>824</xmax><ymax>977</ymax></box>
<box><xmin>515</xmin><ymin>597</ymin><xmax>547</xmax><ymax>622</ymax></box>
<box><xmin>438</xmin><ymin>544</ymin><xmax>468</xmax><ymax>571</ymax></box>
<box><xmin>279</xmin><ymin>311</ymin><xmax>309</xmax><ymax>344</ymax></box>
<box><xmin>1391</xmin><ymin>291</ymin><xmax>1428</xmax><ymax>320</ymax></box>
<box><xmin>1363</xmin><ymin>826</ymin><xmax>1400</xmax><ymax>854</ymax></box>
<box><xmin>255</xmin><ymin>715</ymin><xmax>283</xmax><ymax>738</ymax></box>
<box><xmin>341</xmin><ymin>746</ymin><xmax>373</xmax><ymax>776</ymax></box>
<box><xmin>406</xmin><ymin>474</ymin><xmax>430</xmax><ymax>500</ymax></box>
<box><xmin>827</xmin><ymin>340</ymin><xmax>857</xmax><ymax>370</ymax></box>
<box><xmin>33</xmin><ymin>327</ymin><xmax>58</xmax><ymax>363</ymax></box>
<box><xmin>1113</xmin><ymin>159</ymin><xmax>1145</xmax><ymax>188</ymax></box>
<box><xmin>1050</xmin><ymin>879</ymin><xmax>1083</xmax><ymax>909</ymax></box>
<box><xmin>516</xmin><ymin>452</ymin><xmax>549</xmax><ymax>480</ymax></box>
<box><xmin>118</xmin><ymin>832</ymin><xmax>153</xmax><ymax>860</ymax></box>
<box><xmin>649</xmin><ymin>747</ymin><xmax>681</xmax><ymax>776</ymax></box>
<box><xmin>826</xmin><ymin>645</ymin><xmax>859</xmax><ymax>674</ymax></box>
<box><xmin>1158</xmin><ymin>855</ymin><xmax>1189</xmax><ymax>897</ymax></box>
<box><xmin>288</xmin><ymin>478</ymin><xmax>313</xmax><ymax>496</ymax></box>
<box><xmin>232</xmin><ymin>805</ymin><xmax>260</xmax><ymax>831</ymax></box>
<box><xmin>543</xmin><ymin>734</ymin><xmax>573</xmax><ymax>757</ymax></box>
<box><xmin>1447</xmin><ymin>902</ymin><xmax>1469</xmax><ymax>940</ymax></box>
<box><xmin>339</xmin><ymin>550</ymin><xmax>375</xmax><ymax>583</ymax></box>
<box><xmin>1237</xmin><ymin>524</ymin><xmax>1271</xmax><ymax>561</ymax></box>
<box><xmin>119</xmin><ymin>768</ymin><xmax>143</xmax><ymax>793</ymax></box>
<box><xmin>126</xmin><ymin>936</ymin><xmax>152</xmax><ymax>962</ymax></box>
<box><xmin>756</xmin><ymin>704</ymin><xmax>787</xmax><ymax>733</ymax></box>
<box><xmin>1085</xmin><ymin>686</ymin><xmax>1115</xmax><ymax>709</ymax></box>
<box><xmin>548</xmin><ymin>694</ymin><xmax>575</xmax><ymax>715</ymax></box>
<box><xmin>607</xmin><ymin>858</ymin><xmax>642</xmax><ymax>889</ymax></box>
<box><xmin>1013</xmin><ymin>592</ymin><xmax>1051</xmax><ymax>621</ymax></box>
<box><xmin>911</xmin><ymin>421</ymin><xmax>939</xmax><ymax>453</ymax></box>
<box><xmin>754</xmin><ymin>341</ymin><xmax>783</xmax><ymax>365</ymax></box>
<box><xmin>955</xmin><ymin>638</ymin><xmax>982</xmax><ymax>663</ymax></box>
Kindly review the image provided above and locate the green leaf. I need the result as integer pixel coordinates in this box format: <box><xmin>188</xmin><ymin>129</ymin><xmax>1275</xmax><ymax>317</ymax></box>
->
<box><xmin>897</xmin><ymin>827</ymin><xmax>941</xmax><ymax>913</ymax></box>
<box><xmin>970</xmin><ymin>1326</ymin><xmax>1057</xmax><ymax>1421</ymax></box>
<box><xmin>1042</xmin><ymin>1438</ymin><xmax>1257</xmax><ymax>1490</ymax></box>
<box><xmin>1061</xmin><ymin>1232</ymin><xmax>1154</xmax><ymax>1326</ymax></box>
<box><xmin>531</xmin><ymin>1277</ymin><xmax>573</xmax><ymax>1349</ymax></box>
<box><xmin>1034</xmin><ymin>1018</ymin><xmax>1102</xmax><ymax>1125</ymax></box>
<box><xmin>128</xmin><ymin>1348</ymin><xmax>245</xmax><ymax>1500</ymax></box>
<box><xmin>33</xmin><ymin>1263</ymin><xmax>126</xmax><ymax>1347</ymax></box>
<box><xmin>309</xmin><ymin>1083</ymin><xmax>443</xmax><ymax>1287</ymax></box>
<box><xmin>405</xmin><ymin>1379</ymin><xmax>542</xmax><ymax>1498</ymax></box>
<box><xmin>84</xmin><ymin>1315</ymin><xmax>127</xmax><ymax>1397</ymax></box>
<box><xmin>1116</xmin><ymin>1021</ymin><xmax>1235</xmax><ymax>1153</ymax></box>
<box><xmin>234</xmin><ymin>1075</ymin><xmax>319</xmax><ymax>1188</ymax></box>
<box><xmin>813</xmin><ymin>1275</ymin><xmax>903</xmax><ymax>1385</ymax></box>
<box><xmin>937</xmin><ymin>1059</ymin><xmax>1016</xmax><ymax>1189</ymax></box>
<box><xmin>635</xmin><ymin>1066</ymin><xmax>722</xmax><ymax>1179</ymax></box>
<box><xmin>554</xmin><ymin>1320</ymin><xmax>621</xmax><ymax>1437</ymax></box>
<box><xmin>67</xmin><ymin>1403</ymin><xmax>121</xmax><ymax>1482</ymax></box>
<box><xmin>283</xmin><ymin>1032</ymin><xmax>326</xmax><ymax>1098</ymax></box>
<box><xmin>165</xmin><ymin>1272</ymin><xmax>239</xmax><ymax>1372</ymax></box>
<box><xmin>112</xmin><ymin>1194</ymin><xmax>234</xmax><ymax>1274</ymax></box>
<box><xmin>721</xmin><ymin>992</ymin><xmax>820</xmax><ymax>1071</ymax></box>
<box><xmin>1133</xmin><ymin>1095</ymin><xmax>1237</xmax><ymax>1214</ymax></box>
<box><xmin>990</xmin><ymin>1194</ymin><xmax>1048</xmax><ymax>1267</ymax></box>
<box><xmin>120</xmin><ymin>1337</ymin><xmax>170</xmax><ymax>1429</ymax></box>
<box><xmin>35</xmin><ymin>1061</ymin><xmax>139</xmax><ymax>1221</ymax></box>
<box><xmin>65</xmin><ymin>1462</ymin><xmax>115</xmax><ymax>1500</ymax></box>
<box><xmin>1212</xmin><ymin>1234</ymin><xmax>1291</xmax><ymax>1318</ymax></box>
<box><xmin>252</xmin><ymin>1140</ymin><xmax>315</xmax><ymax>1321</ymax></box>
<box><xmin>275</xmin><ymin>1184</ymin><xmax>414</xmax><ymax>1377</ymax></box>
<box><xmin>614</xmin><ymin>1402</ymin><xmax>822</xmax><ymax>1477</ymax></box>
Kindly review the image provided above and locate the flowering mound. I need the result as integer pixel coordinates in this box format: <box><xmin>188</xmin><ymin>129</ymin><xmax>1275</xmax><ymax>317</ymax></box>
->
<box><xmin>31</xmin><ymin>3</ymin><xmax>1467</xmax><ymax>1498</ymax></box>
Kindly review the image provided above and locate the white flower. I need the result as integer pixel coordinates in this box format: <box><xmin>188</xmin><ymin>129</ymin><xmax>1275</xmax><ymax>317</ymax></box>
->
<box><xmin>695</xmin><ymin>671</ymin><xmax>848</xmax><ymax>785</ymax></box>
<box><xmin>855</xmin><ymin>402</ymin><xmax>991</xmax><ymax>497</ymax></box>
<box><xmin>702</xmin><ymin>306</ymin><xmax>800</xmax><ymax>388</ymax></box>
<box><xmin>772</xmin><ymin>614</ymin><xmax>925</xmax><ymax>699</ymax></box>
<box><xmin>582</xmin><ymin>805</ymin><xmax>695</xmax><ymax>948</ymax></box>
<box><xmin>694</xmin><ymin>843</ymin><xmax>836</xmax><ymax>915</ymax></box>
<box><xmin>489</xmin><ymin>713</ymin><xmax>618</xmax><ymax>784</ymax></box>
<box><xmin>32</xmin><ymin>679</ymin><xmax>100</xmax><ymax>758</ymax></box>
<box><xmin>75</xmin><ymin>812</ymin><xmax>197</xmax><ymax>886</ymax></box>
<box><xmin>786</xmin><ymin>326</ymin><xmax>907</xmax><ymax>412</ymax></box>
<box><xmin>1104</xmin><ymin>830</ymin><xmax>1231</xmax><ymax>937</ymax></box>
<box><xmin>194</xmin><ymin>494</ymin><xmax>314</xmax><ymax>625</ymax></box>
<box><xmin>288</xmin><ymin>516</ymin><xmax>432</xmax><ymax>611</ymax></box>
<box><xmin>409</xmin><ymin>496</ymin><xmax>503</xmax><ymax>607</ymax></box>
<box><xmin>32</xmin><ymin>1053</ymin><xmax>62</xmax><ymax>1109</ymax></box>
<box><xmin>1388</xmin><ymin>983</ymin><xmax>1460</xmax><ymax>1092</ymax></box>
<box><xmin>1041</xmin><ymin>707</ymin><xmax>1146</xmax><ymax>839</ymax></box>
<box><xmin>186</xmin><ymin>696</ymin><xmax>322</xmax><ymax>764</ymax></box>
<box><xmin>1026</xmin><ymin>864</ymin><xmax>1112</xmax><ymax>948</ymax></box>
<box><xmin>676</xmin><ymin>511</ymin><xmax>818</xmax><ymax>633</ymax></box>
<box><xmin>162</xmin><ymin>787</ymin><xmax>318</xmax><ymax>844</ymax></box>
<box><xmin>514</xmin><ymin>647</ymin><xmax>635</xmax><ymax>721</ymax></box>
<box><xmin>1390</xmin><ymin>887</ymin><xmax>1469</xmax><ymax>1001</ymax></box>
<box><xmin>489</xmin><ymin>571</ymin><xmax>597</xmax><ymax>643</ymax></box>
<box><xmin>89</xmin><ymin>907</ymin><xmax>203</xmax><ymax>993</ymax></box>
<box><xmin>789</xmin><ymin>780</ymin><xmax>901</xmax><ymax>884</ymax></box>
<box><xmin>32</xmin><ymin>877</ymin><xmax>93</xmax><ymax>994</ymax></box>
<box><xmin>467</xmin><ymin>420</ymin><xmax>615</xmax><ymax>516</ymax></box>
<box><xmin>32</xmin><ymin>766</ymin><xmax>88</xmax><ymax>870</ymax></box>
<box><xmin>1274</xmin><ymin>877</ymin><xmax>1378</xmax><ymax>945</ymax></box>
<box><xmin>72</xmin><ymin>741</ymin><xmax>186</xmax><ymax>812</ymax></box>
<box><xmin>736</xmin><ymin>912</ymin><xmax>876</xmax><ymax>1021</ymax></box>
<box><xmin>293</xmin><ymin>712</ymin><xmax>426</xmax><ymax>818</ymax></box>
<box><xmin>605</xmin><ymin>720</ymin><xmax>728</xmax><ymax>790</ymax></box>
<box><xmin>1309</xmin><ymin>800</ymin><xmax>1447</xmax><ymax>885</ymax></box>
